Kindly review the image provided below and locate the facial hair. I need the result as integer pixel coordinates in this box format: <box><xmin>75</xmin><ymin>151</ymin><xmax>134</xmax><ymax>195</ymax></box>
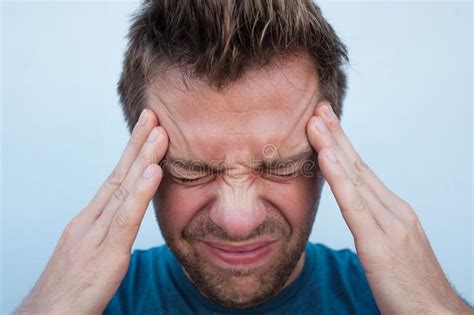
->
<box><xmin>156</xmin><ymin>207</ymin><xmax>317</xmax><ymax>309</ymax></box>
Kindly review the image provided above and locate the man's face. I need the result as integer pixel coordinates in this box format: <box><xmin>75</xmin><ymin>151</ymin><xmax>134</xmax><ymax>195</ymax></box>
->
<box><xmin>149</xmin><ymin>54</ymin><xmax>324</xmax><ymax>308</ymax></box>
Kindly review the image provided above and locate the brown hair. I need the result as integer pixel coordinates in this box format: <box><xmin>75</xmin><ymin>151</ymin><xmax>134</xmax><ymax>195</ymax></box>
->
<box><xmin>118</xmin><ymin>0</ymin><xmax>349</xmax><ymax>132</ymax></box>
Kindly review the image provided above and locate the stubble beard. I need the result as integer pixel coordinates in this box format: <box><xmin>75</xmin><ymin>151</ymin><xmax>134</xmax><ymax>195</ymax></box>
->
<box><xmin>157</xmin><ymin>210</ymin><xmax>317</xmax><ymax>309</ymax></box>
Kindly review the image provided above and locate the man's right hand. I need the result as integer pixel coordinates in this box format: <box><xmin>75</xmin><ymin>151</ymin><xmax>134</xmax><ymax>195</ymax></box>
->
<box><xmin>14</xmin><ymin>109</ymin><xmax>169</xmax><ymax>315</ymax></box>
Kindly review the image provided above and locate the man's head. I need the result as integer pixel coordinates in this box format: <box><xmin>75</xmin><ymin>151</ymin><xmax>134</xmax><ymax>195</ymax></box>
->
<box><xmin>118</xmin><ymin>0</ymin><xmax>348</xmax><ymax>309</ymax></box>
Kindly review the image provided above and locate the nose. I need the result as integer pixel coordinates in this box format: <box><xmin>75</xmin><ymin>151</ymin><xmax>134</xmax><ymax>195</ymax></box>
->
<box><xmin>209</xmin><ymin>175</ymin><xmax>266</xmax><ymax>240</ymax></box>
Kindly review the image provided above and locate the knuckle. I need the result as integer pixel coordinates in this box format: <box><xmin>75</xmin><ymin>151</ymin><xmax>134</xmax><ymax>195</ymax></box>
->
<box><xmin>113</xmin><ymin>186</ymin><xmax>129</xmax><ymax>202</ymax></box>
<box><xmin>321</xmin><ymin>148</ymin><xmax>344</xmax><ymax>176</ymax></box>
<box><xmin>327</xmin><ymin>119</ymin><xmax>343</xmax><ymax>135</ymax></box>
<box><xmin>400</xmin><ymin>200</ymin><xmax>414</xmax><ymax>214</ymax></box>
<box><xmin>113</xmin><ymin>209</ymin><xmax>130</xmax><ymax>229</ymax></box>
<box><xmin>352</xmin><ymin>195</ymin><xmax>368</xmax><ymax>212</ymax></box>
<box><xmin>346</xmin><ymin>172</ymin><xmax>365</xmax><ymax>188</ymax></box>
<box><xmin>113</xmin><ymin>208</ymin><xmax>140</xmax><ymax>232</ymax></box>
<box><xmin>340</xmin><ymin>173</ymin><xmax>352</xmax><ymax>185</ymax></box>
<box><xmin>132</xmin><ymin>154</ymin><xmax>151</xmax><ymax>176</ymax></box>
<box><xmin>405</xmin><ymin>208</ymin><xmax>420</xmax><ymax>229</ymax></box>
<box><xmin>137</xmin><ymin>155</ymin><xmax>152</xmax><ymax>174</ymax></box>
<box><xmin>395</xmin><ymin>224</ymin><xmax>411</xmax><ymax>245</ymax></box>
<box><xmin>389</xmin><ymin>218</ymin><xmax>416</xmax><ymax>246</ymax></box>
<box><xmin>353</xmin><ymin>157</ymin><xmax>369</xmax><ymax>173</ymax></box>
<box><xmin>61</xmin><ymin>218</ymin><xmax>79</xmax><ymax>241</ymax></box>
<box><xmin>396</xmin><ymin>200</ymin><xmax>420</xmax><ymax>228</ymax></box>
<box><xmin>107</xmin><ymin>169</ymin><xmax>124</xmax><ymax>188</ymax></box>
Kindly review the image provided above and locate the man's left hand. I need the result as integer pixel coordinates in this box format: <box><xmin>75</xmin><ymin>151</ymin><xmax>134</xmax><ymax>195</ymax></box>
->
<box><xmin>306</xmin><ymin>101</ymin><xmax>472</xmax><ymax>314</ymax></box>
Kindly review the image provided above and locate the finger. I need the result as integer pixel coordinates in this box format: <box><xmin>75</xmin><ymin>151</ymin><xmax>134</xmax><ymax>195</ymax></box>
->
<box><xmin>84</xmin><ymin>109</ymin><xmax>158</xmax><ymax>219</ymax></box>
<box><xmin>317</xmin><ymin>147</ymin><xmax>383</xmax><ymax>242</ymax></box>
<box><xmin>87</xmin><ymin>109</ymin><xmax>158</xmax><ymax>218</ymax></box>
<box><xmin>332</xmin><ymin>148</ymin><xmax>400</xmax><ymax>234</ymax></box>
<box><xmin>315</xmin><ymin>102</ymin><xmax>400</xmax><ymax>207</ymax></box>
<box><xmin>308</xmin><ymin>114</ymin><xmax>402</xmax><ymax>232</ymax></box>
<box><xmin>69</xmin><ymin>109</ymin><xmax>158</xmax><ymax>237</ymax></box>
<box><xmin>103</xmin><ymin>163</ymin><xmax>163</xmax><ymax>255</ymax></box>
<box><xmin>92</xmin><ymin>126</ymin><xmax>169</xmax><ymax>242</ymax></box>
<box><xmin>315</xmin><ymin>103</ymin><xmax>412</xmax><ymax>219</ymax></box>
<box><xmin>307</xmin><ymin>114</ymin><xmax>355</xmax><ymax>176</ymax></box>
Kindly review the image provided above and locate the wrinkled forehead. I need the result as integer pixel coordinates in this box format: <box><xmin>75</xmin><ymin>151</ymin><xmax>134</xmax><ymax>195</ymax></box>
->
<box><xmin>147</xmin><ymin>55</ymin><xmax>320</xmax><ymax>163</ymax></box>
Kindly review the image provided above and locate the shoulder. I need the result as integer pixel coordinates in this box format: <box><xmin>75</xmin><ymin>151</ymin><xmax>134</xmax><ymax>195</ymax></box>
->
<box><xmin>305</xmin><ymin>242</ymin><xmax>380</xmax><ymax>314</ymax></box>
<box><xmin>103</xmin><ymin>245</ymin><xmax>174</xmax><ymax>315</ymax></box>
<box><xmin>308</xmin><ymin>242</ymin><xmax>363</xmax><ymax>273</ymax></box>
<box><xmin>126</xmin><ymin>245</ymin><xmax>172</xmax><ymax>280</ymax></box>
<box><xmin>307</xmin><ymin>242</ymin><xmax>368</xmax><ymax>288</ymax></box>
<box><xmin>129</xmin><ymin>244</ymin><xmax>172</xmax><ymax>266</ymax></box>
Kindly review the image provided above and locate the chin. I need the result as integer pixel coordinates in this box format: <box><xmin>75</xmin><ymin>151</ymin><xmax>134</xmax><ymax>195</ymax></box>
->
<box><xmin>168</xmin><ymin>234</ymin><xmax>308</xmax><ymax>309</ymax></box>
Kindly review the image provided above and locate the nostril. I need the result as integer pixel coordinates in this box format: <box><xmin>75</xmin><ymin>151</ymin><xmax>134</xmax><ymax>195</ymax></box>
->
<box><xmin>211</xmin><ymin>177</ymin><xmax>266</xmax><ymax>238</ymax></box>
<box><xmin>208</xmin><ymin>205</ymin><xmax>267</xmax><ymax>240</ymax></box>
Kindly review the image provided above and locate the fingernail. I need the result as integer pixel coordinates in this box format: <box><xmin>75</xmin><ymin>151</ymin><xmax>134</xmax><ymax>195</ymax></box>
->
<box><xmin>326</xmin><ymin>149</ymin><xmax>338</xmax><ymax>163</ymax></box>
<box><xmin>138</xmin><ymin>109</ymin><xmax>148</xmax><ymax>126</ymax></box>
<box><xmin>147</xmin><ymin>127</ymin><xmax>159</xmax><ymax>142</ymax></box>
<box><xmin>143</xmin><ymin>164</ymin><xmax>157</xmax><ymax>178</ymax></box>
<box><xmin>314</xmin><ymin>117</ymin><xmax>327</xmax><ymax>132</ymax></box>
<box><xmin>323</xmin><ymin>106</ymin><xmax>338</xmax><ymax>121</ymax></box>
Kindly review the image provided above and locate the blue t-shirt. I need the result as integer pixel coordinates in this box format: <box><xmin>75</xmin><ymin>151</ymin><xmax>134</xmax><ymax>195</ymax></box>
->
<box><xmin>104</xmin><ymin>242</ymin><xmax>380</xmax><ymax>314</ymax></box>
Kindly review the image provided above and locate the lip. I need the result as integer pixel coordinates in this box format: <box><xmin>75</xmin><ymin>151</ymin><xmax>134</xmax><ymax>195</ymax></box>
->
<box><xmin>200</xmin><ymin>240</ymin><xmax>278</xmax><ymax>267</ymax></box>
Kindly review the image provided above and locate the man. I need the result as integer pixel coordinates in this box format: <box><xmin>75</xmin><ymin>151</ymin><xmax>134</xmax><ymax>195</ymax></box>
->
<box><xmin>14</xmin><ymin>0</ymin><xmax>472</xmax><ymax>314</ymax></box>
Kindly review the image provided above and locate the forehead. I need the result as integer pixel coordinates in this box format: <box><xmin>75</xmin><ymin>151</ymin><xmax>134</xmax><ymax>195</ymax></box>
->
<box><xmin>147</xmin><ymin>54</ymin><xmax>320</xmax><ymax>163</ymax></box>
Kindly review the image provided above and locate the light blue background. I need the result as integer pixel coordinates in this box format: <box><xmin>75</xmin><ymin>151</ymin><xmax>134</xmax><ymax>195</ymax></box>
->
<box><xmin>1</xmin><ymin>1</ymin><xmax>472</xmax><ymax>313</ymax></box>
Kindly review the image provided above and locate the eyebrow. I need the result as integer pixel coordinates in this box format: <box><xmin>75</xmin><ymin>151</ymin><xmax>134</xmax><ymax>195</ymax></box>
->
<box><xmin>162</xmin><ymin>148</ymin><xmax>315</xmax><ymax>173</ymax></box>
<box><xmin>262</xmin><ymin>149</ymin><xmax>314</xmax><ymax>169</ymax></box>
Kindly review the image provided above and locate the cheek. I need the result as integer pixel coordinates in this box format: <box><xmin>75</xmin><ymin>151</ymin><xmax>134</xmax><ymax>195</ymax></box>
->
<box><xmin>155</xmin><ymin>179</ymin><xmax>213</xmax><ymax>236</ymax></box>
<box><xmin>261</xmin><ymin>177</ymin><xmax>319</xmax><ymax>229</ymax></box>
<box><xmin>154</xmin><ymin>174</ymin><xmax>322</xmax><ymax>239</ymax></box>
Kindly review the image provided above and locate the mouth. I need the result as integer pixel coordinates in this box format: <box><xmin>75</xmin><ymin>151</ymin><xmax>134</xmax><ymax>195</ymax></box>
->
<box><xmin>199</xmin><ymin>239</ymin><xmax>278</xmax><ymax>268</ymax></box>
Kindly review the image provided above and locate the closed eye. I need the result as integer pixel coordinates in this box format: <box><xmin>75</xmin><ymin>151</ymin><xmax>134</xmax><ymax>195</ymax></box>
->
<box><xmin>273</xmin><ymin>172</ymin><xmax>298</xmax><ymax>177</ymax></box>
<box><xmin>173</xmin><ymin>173</ymin><xmax>216</xmax><ymax>185</ymax></box>
<box><xmin>262</xmin><ymin>170</ymin><xmax>300</xmax><ymax>180</ymax></box>
<box><xmin>175</xmin><ymin>177</ymin><xmax>201</xmax><ymax>183</ymax></box>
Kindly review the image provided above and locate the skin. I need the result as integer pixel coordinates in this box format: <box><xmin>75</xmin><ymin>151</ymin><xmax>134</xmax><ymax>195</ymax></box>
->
<box><xmin>148</xmin><ymin>54</ymin><xmax>324</xmax><ymax>308</ymax></box>
<box><xmin>14</xmin><ymin>53</ymin><xmax>472</xmax><ymax>314</ymax></box>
